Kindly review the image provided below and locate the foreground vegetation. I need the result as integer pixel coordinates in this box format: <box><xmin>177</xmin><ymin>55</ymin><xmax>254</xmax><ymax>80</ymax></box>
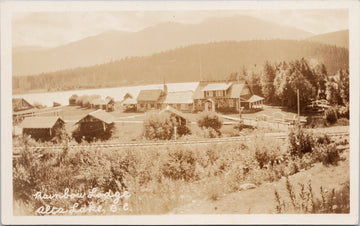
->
<box><xmin>13</xmin><ymin>125</ymin><xmax>349</xmax><ymax>215</ymax></box>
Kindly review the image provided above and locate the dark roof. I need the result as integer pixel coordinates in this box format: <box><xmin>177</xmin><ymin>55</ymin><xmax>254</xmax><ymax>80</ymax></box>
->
<box><xmin>20</xmin><ymin>117</ymin><xmax>64</xmax><ymax>129</ymax></box>
<box><xmin>160</xmin><ymin>105</ymin><xmax>188</xmax><ymax>121</ymax></box>
<box><xmin>137</xmin><ymin>89</ymin><xmax>163</xmax><ymax>102</ymax></box>
<box><xmin>76</xmin><ymin>109</ymin><xmax>115</xmax><ymax>125</ymax></box>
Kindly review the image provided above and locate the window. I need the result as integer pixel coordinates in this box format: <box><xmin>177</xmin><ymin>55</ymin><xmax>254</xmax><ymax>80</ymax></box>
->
<box><xmin>208</xmin><ymin>91</ymin><xmax>213</xmax><ymax>97</ymax></box>
<box><xmin>216</xmin><ymin>90</ymin><xmax>224</xmax><ymax>97</ymax></box>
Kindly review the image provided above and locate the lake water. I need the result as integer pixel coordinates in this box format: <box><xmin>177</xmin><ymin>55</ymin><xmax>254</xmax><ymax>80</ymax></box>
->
<box><xmin>13</xmin><ymin>82</ymin><xmax>199</xmax><ymax>107</ymax></box>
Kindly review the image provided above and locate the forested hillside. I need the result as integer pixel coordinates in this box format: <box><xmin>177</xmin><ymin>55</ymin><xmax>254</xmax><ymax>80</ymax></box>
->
<box><xmin>13</xmin><ymin>40</ymin><xmax>348</xmax><ymax>93</ymax></box>
<box><xmin>306</xmin><ymin>29</ymin><xmax>349</xmax><ymax>49</ymax></box>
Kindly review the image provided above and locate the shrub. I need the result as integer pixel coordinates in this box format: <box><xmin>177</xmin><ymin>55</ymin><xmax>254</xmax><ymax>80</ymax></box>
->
<box><xmin>143</xmin><ymin>112</ymin><xmax>190</xmax><ymax>140</ymax></box>
<box><xmin>197</xmin><ymin>111</ymin><xmax>223</xmax><ymax>135</ymax></box>
<box><xmin>337</xmin><ymin>104</ymin><xmax>349</xmax><ymax>119</ymax></box>
<box><xmin>324</xmin><ymin>107</ymin><xmax>338</xmax><ymax>124</ymax></box>
<box><xmin>201</xmin><ymin>127</ymin><xmax>220</xmax><ymax>138</ymax></box>
<box><xmin>161</xmin><ymin>147</ymin><xmax>197</xmax><ymax>181</ymax></box>
<box><xmin>313</xmin><ymin>144</ymin><xmax>340</xmax><ymax>166</ymax></box>
<box><xmin>288</xmin><ymin>126</ymin><xmax>313</xmax><ymax>157</ymax></box>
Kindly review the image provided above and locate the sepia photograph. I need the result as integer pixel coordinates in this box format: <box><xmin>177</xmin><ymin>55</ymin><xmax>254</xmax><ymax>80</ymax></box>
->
<box><xmin>1</xmin><ymin>0</ymin><xmax>359</xmax><ymax>225</ymax></box>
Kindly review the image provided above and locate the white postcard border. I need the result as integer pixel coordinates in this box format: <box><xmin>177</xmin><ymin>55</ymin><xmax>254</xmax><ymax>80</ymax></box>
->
<box><xmin>1</xmin><ymin>1</ymin><xmax>359</xmax><ymax>225</ymax></box>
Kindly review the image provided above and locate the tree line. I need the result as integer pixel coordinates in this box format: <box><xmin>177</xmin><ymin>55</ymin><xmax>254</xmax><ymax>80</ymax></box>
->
<box><xmin>13</xmin><ymin>40</ymin><xmax>348</xmax><ymax>94</ymax></box>
<box><xmin>232</xmin><ymin>58</ymin><xmax>349</xmax><ymax>111</ymax></box>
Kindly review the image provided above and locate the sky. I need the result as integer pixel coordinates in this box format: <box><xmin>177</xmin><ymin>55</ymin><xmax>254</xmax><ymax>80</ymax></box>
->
<box><xmin>12</xmin><ymin>9</ymin><xmax>348</xmax><ymax>48</ymax></box>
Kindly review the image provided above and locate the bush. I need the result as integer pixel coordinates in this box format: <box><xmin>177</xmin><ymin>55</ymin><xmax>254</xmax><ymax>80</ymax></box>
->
<box><xmin>324</xmin><ymin>107</ymin><xmax>338</xmax><ymax>124</ymax></box>
<box><xmin>201</xmin><ymin>127</ymin><xmax>220</xmax><ymax>138</ymax></box>
<box><xmin>197</xmin><ymin>111</ymin><xmax>223</xmax><ymax>135</ymax></box>
<box><xmin>288</xmin><ymin>126</ymin><xmax>313</xmax><ymax>157</ymax></box>
<box><xmin>161</xmin><ymin>147</ymin><xmax>197</xmax><ymax>181</ymax></box>
<box><xmin>337</xmin><ymin>104</ymin><xmax>349</xmax><ymax>119</ymax></box>
<box><xmin>143</xmin><ymin>112</ymin><xmax>190</xmax><ymax>140</ymax></box>
<box><xmin>313</xmin><ymin>144</ymin><xmax>340</xmax><ymax>166</ymax></box>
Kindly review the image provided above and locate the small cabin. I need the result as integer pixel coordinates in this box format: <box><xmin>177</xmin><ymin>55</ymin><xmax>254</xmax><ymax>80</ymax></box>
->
<box><xmin>74</xmin><ymin>109</ymin><xmax>115</xmax><ymax>142</ymax></box>
<box><xmin>136</xmin><ymin>89</ymin><xmax>165</xmax><ymax>112</ymax></box>
<box><xmin>91</xmin><ymin>98</ymin><xmax>107</xmax><ymax>110</ymax></box>
<box><xmin>20</xmin><ymin>116</ymin><xmax>65</xmax><ymax>141</ymax></box>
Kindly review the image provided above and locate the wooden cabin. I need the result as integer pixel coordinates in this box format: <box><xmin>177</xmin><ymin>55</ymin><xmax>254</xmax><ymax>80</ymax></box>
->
<box><xmin>74</xmin><ymin>109</ymin><xmax>115</xmax><ymax>142</ymax></box>
<box><xmin>20</xmin><ymin>116</ymin><xmax>65</xmax><ymax>141</ymax></box>
<box><xmin>136</xmin><ymin>89</ymin><xmax>165</xmax><ymax>112</ymax></box>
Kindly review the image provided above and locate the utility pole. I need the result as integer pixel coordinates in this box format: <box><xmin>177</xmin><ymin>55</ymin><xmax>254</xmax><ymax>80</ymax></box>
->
<box><xmin>174</xmin><ymin>126</ymin><xmax>177</xmax><ymax>141</ymax></box>
<box><xmin>297</xmin><ymin>89</ymin><xmax>300</xmax><ymax>123</ymax></box>
<box><xmin>238</xmin><ymin>72</ymin><xmax>242</xmax><ymax>120</ymax></box>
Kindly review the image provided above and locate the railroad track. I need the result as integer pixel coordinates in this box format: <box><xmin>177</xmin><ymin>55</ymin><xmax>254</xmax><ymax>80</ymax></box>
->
<box><xmin>12</xmin><ymin>131</ymin><xmax>349</xmax><ymax>152</ymax></box>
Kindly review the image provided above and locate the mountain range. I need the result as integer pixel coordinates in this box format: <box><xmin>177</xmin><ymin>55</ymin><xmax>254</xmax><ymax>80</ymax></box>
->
<box><xmin>13</xmin><ymin>15</ymin><xmax>315</xmax><ymax>76</ymax></box>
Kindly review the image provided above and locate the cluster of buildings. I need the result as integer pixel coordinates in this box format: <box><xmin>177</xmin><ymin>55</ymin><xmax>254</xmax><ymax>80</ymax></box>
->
<box><xmin>13</xmin><ymin>80</ymin><xmax>265</xmax><ymax>142</ymax></box>
<box><xmin>69</xmin><ymin>95</ymin><xmax>115</xmax><ymax>112</ymax></box>
<box><xmin>120</xmin><ymin>80</ymin><xmax>264</xmax><ymax>113</ymax></box>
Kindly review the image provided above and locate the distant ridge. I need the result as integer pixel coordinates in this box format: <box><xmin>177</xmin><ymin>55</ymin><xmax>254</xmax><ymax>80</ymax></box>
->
<box><xmin>12</xmin><ymin>15</ymin><xmax>312</xmax><ymax>76</ymax></box>
<box><xmin>13</xmin><ymin>39</ymin><xmax>349</xmax><ymax>94</ymax></box>
<box><xmin>305</xmin><ymin>29</ymin><xmax>348</xmax><ymax>49</ymax></box>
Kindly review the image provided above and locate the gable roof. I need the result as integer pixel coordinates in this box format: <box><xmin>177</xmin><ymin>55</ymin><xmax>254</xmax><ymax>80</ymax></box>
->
<box><xmin>193</xmin><ymin>81</ymin><xmax>253</xmax><ymax>99</ymax></box>
<box><xmin>228</xmin><ymin>83</ymin><xmax>245</xmax><ymax>98</ymax></box>
<box><xmin>247</xmin><ymin>95</ymin><xmax>265</xmax><ymax>103</ymax></box>
<box><xmin>137</xmin><ymin>89</ymin><xmax>163</xmax><ymax>102</ymax></box>
<box><xmin>76</xmin><ymin>109</ymin><xmax>115</xmax><ymax>125</ymax></box>
<box><xmin>21</xmin><ymin>116</ymin><xmax>64</xmax><ymax>129</ymax></box>
<box><xmin>160</xmin><ymin>105</ymin><xmax>187</xmax><ymax>121</ymax></box>
<box><xmin>105</xmin><ymin>96</ymin><xmax>115</xmax><ymax>104</ymax></box>
<box><xmin>163</xmin><ymin>91</ymin><xmax>194</xmax><ymax>104</ymax></box>
<box><xmin>12</xmin><ymin>98</ymin><xmax>34</xmax><ymax>110</ymax></box>
<box><xmin>201</xmin><ymin>82</ymin><xmax>232</xmax><ymax>91</ymax></box>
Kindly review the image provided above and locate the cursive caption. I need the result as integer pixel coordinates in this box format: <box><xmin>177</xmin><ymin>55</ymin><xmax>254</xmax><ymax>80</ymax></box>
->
<box><xmin>33</xmin><ymin>188</ymin><xmax>131</xmax><ymax>215</ymax></box>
